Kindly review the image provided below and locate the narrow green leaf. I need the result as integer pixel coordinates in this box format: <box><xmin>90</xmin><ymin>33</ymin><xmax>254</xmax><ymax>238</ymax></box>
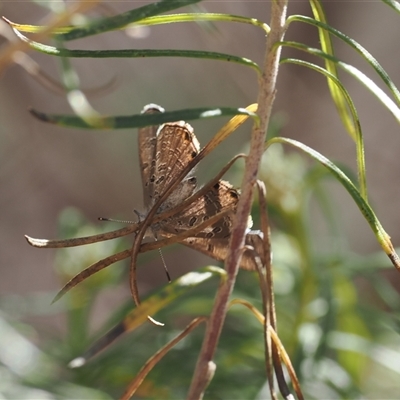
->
<box><xmin>29</xmin><ymin>107</ymin><xmax>258</xmax><ymax>129</ymax></box>
<box><xmin>5</xmin><ymin>13</ymin><xmax>269</xmax><ymax>35</ymax></box>
<box><xmin>279</xmin><ymin>42</ymin><xmax>400</xmax><ymax>124</ymax></box>
<box><xmin>286</xmin><ymin>15</ymin><xmax>400</xmax><ymax>106</ymax></box>
<box><xmin>1</xmin><ymin>18</ymin><xmax>71</xmax><ymax>34</ymax></box>
<box><xmin>308</xmin><ymin>0</ymin><xmax>356</xmax><ymax>138</ymax></box>
<box><xmin>130</xmin><ymin>13</ymin><xmax>269</xmax><ymax>32</ymax></box>
<box><xmin>266</xmin><ymin>137</ymin><xmax>400</xmax><ymax>272</ymax></box>
<box><xmin>11</xmin><ymin>26</ymin><xmax>259</xmax><ymax>74</ymax></box>
<box><xmin>280</xmin><ymin>57</ymin><xmax>367</xmax><ymax>200</ymax></box>
<box><xmin>381</xmin><ymin>0</ymin><xmax>400</xmax><ymax>14</ymax></box>
<box><xmin>59</xmin><ymin>0</ymin><xmax>203</xmax><ymax>41</ymax></box>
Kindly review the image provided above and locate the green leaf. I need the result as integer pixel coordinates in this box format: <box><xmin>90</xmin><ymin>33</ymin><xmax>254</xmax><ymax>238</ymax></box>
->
<box><xmin>5</xmin><ymin>13</ymin><xmax>269</xmax><ymax>34</ymax></box>
<box><xmin>308</xmin><ymin>1</ymin><xmax>356</xmax><ymax>138</ymax></box>
<box><xmin>279</xmin><ymin>41</ymin><xmax>400</xmax><ymax>125</ymax></box>
<box><xmin>286</xmin><ymin>15</ymin><xmax>400</xmax><ymax>106</ymax></box>
<box><xmin>29</xmin><ymin>107</ymin><xmax>258</xmax><ymax>129</ymax></box>
<box><xmin>266</xmin><ymin>137</ymin><xmax>400</xmax><ymax>272</ymax></box>
<box><xmin>9</xmin><ymin>17</ymin><xmax>260</xmax><ymax>75</ymax></box>
<box><xmin>280</xmin><ymin>57</ymin><xmax>367</xmax><ymax>200</ymax></box>
<box><xmin>59</xmin><ymin>0</ymin><xmax>203</xmax><ymax>41</ymax></box>
<box><xmin>381</xmin><ymin>0</ymin><xmax>400</xmax><ymax>14</ymax></box>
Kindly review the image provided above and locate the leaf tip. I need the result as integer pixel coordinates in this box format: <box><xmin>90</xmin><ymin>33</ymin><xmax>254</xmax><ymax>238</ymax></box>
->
<box><xmin>51</xmin><ymin>290</ymin><xmax>63</xmax><ymax>304</ymax></box>
<box><xmin>29</xmin><ymin>108</ymin><xmax>55</xmax><ymax>123</ymax></box>
<box><xmin>2</xmin><ymin>16</ymin><xmax>12</xmax><ymax>25</ymax></box>
<box><xmin>147</xmin><ymin>315</ymin><xmax>165</xmax><ymax>326</ymax></box>
<box><xmin>24</xmin><ymin>234</ymin><xmax>32</xmax><ymax>244</ymax></box>
<box><xmin>68</xmin><ymin>356</ymin><xmax>86</xmax><ymax>369</ymax></box>
<box><xmin>388</xmin><ymin>251</ymin><xmax>400</xmax><ymax>272</ymax></box>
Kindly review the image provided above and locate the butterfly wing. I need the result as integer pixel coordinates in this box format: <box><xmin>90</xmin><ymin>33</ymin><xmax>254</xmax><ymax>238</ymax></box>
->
<box><xmin>158</xmin><ymin>180</ymin><xmax>262</xmax><ymax>270</ymax></box>
<box><xmin>182</xmin><ymin>231</ymin><xmax>265</xmax><ymax>271</ymax></box>
<box><xmin>150</xmin><ymin>121</ymin><xmax>200</xmax><ymax>211</ymax></box>
<box><xmin>138</xmin><ymin>104</ymin><xmax>164</xmax><ymax>206</ymax></box>
<box><xmin>159</xmin><ymin>180</ymin><xmax>238</xmax><ymax>237</ymax></box>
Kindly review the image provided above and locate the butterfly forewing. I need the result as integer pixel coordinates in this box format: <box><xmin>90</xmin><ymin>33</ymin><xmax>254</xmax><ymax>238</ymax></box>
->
<box><xmin>151</xmin><ymin>121</ymin><xmax>200</xmax><ymax>211</ymax></box>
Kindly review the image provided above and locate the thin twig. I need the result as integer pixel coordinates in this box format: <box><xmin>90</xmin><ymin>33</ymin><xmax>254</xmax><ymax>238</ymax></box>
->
<box><xmin>120</xmin><ymin>317</ymin><xmax>207</xmax><ymax>400</ymax></box>
<box><xmin>187</xmin><ymin>2</ymin><xmax>288</xmax><ymax>399</ymax></box>
<box><xmin>24</xmin><ymin>224</ymin><xmax>138</xmax><ymax>248</ymax></box>
<box><xmin>269</xmin><ymin>327</ymin><xmax>304</xmax><ymax>400</ymax></box>
<box><xmin>255</xmin><ymin>181</ymin><xmax>277</xmax><ymax>400</ymax></box>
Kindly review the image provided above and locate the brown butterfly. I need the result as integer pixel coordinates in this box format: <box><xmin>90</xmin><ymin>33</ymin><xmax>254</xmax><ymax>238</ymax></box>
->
<box><xmin>137</xmin><ymin>104</ymin><xmax>263</xmax><ymax>271</ymax></box>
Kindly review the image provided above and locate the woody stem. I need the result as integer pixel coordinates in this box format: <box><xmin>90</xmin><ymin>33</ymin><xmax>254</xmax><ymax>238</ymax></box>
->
<box><xmin>187</xmin><ymin>1</ymin><xmax>288</xmax><ymax>399</ymax></box>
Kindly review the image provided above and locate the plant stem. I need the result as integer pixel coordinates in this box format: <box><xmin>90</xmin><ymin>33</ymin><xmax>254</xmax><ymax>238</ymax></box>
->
<box><xmin>187</xmin><ymin>1</ymin><xmax>288</xmax><ymax>399</ymax></box>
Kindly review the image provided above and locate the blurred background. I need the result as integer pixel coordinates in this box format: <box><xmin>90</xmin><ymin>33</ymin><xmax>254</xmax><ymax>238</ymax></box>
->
<box><xmin>1</xmin><ymin>1</ymin><xmax>400</xmax><ymax>399</ymax></box>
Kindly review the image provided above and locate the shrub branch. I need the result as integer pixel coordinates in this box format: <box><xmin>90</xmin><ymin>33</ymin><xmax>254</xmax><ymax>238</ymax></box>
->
<box><xmin>187</xmin><ymin>1</ymin><xmax>288</xmax><ymax>399</ymax></box>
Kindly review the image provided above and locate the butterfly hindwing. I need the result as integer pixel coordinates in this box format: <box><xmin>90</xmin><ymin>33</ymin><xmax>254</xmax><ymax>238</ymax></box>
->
<box><xmin>158</xmin><ymin>180</ymin><xmax>237</xmax><ymax>238</ymax></box>
<box><xmin>182</xmin><ymin>232</ymin><xmax>264</xmax><ymax>271</ymax></box>
<box><xmin>156</xmin><ymin>179</ymin><xmax>260</xmax><ymax>271</ymax></box>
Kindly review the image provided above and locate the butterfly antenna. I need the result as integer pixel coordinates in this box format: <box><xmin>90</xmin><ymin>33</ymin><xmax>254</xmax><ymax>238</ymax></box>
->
<box><xmin>98</xmin><ymin>217</ymin><xmax>135</xmax><ymax>224</ymax></box>
<box><xmin>158</xmin><ymin>247</ymin><xmax>171</xmax><ymax>282</ymax></box>
<box><xmin>100</xmin><ymin>215</ymin><xmax>171</xmax><ymax>282</ymax></box>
